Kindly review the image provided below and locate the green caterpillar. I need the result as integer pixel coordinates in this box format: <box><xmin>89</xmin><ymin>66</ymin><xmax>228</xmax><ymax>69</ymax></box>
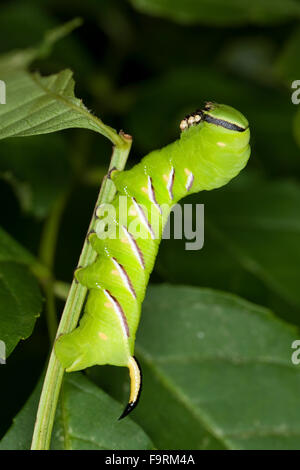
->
<box><xmin>55</xmin><ymin>102</ymin><xmax>251</xmax><ymax>419</ymax></box>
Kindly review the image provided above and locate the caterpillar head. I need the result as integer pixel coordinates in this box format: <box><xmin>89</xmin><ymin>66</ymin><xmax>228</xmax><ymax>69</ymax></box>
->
<box><xmin>179</xmin><ymin>102</ymin><xmax>251</xmax><ymax>190</ymax></box>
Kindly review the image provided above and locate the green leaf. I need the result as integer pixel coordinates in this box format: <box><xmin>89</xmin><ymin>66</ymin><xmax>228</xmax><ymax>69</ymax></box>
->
<box><xmin>0</xmin><ymin>68</ymin><xmax>119</xmax><ymax>143</ymax></box>
<box><xmin>0</xmin><ymin>261</ymin><xmax>42</xmax><ymax>357</ymax></box>
<box><xmin>0</xmin><ymin>373</ymin><xmax>153</xmax><ymax>450</ymax></box>
<box><xmin>132</xmin><ymin>285</ymin><xmax>300</xmax><ymax>450</ymax></box>
<box><xmin>157</xmin><ymin>175</ymin><xmax>300</xmax><ymax>323</ymax></box>
<box><xmin>130</xmin><ymin>0</ymin><xmax>300</xmax><ymax>26</ymax></box>
<box><xmin>0</xmin><ymin>227</ymin><xmax>44</xmax><ymax>356</ymax></box>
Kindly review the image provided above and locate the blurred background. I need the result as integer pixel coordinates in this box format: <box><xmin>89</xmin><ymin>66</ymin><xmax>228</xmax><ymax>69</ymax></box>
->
<box><xmin>0</xmin><ymin>0</ymin><xmax>300</xmax><ymax>448</ymax></box>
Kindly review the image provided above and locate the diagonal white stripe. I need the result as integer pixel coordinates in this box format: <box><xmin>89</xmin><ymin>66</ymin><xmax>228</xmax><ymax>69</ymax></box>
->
<box><xmin>148</xmin><ymin>176</ymin><xmax>162</xmax><ymax>214</ymax></box>
<box><xmin>122</xmin><ymin>225</ymin><xmax>145</xmax><ymax>270</ymax></box>
<box><xmin>186</xmin><ymin>172</ymin><xmax>194</xmax><ymax>191</ymax></box>
<box><xmin>104</xmin><ymin>289</ymin><xmax>129</xmax><ymax>337</ymax></box>
<box><xmin>112</xmin><ymin>257</ymin><xmax>136</xmax><ymax>298</ymax></box>
<box><xmin>167</xmin><ymin>167</ymin><xmax>175</xmax><ymax>200</ymax></box>
<box><xmin>131</xmin><ymin>197</ymin><xmax>156</xmax><ymax>240</ymax></box>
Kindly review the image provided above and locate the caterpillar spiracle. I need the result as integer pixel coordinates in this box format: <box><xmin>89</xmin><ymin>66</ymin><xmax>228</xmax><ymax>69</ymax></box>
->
<box><xmin>55</xmin><ymin>102</ymin><xmax>251</xmax><ymax>419</ymax></box>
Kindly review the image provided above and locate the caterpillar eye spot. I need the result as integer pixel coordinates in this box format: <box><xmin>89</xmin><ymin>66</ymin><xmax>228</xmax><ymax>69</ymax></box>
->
<box><xmin>129</xmin><ymin>206</ymin><xmax>137</xmax><ymax>216</ymax></box>
<box><xmin>98</xmin><ymin>332</ymin><xmax>108</xmax><ymax>341</ymax></box>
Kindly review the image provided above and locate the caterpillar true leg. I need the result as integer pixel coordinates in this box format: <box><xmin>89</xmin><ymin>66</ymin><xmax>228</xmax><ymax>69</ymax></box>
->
<box><xmin>55</xmin><ymin>102</ymin><xmax>251</xmax><ymax>419</ymax></box>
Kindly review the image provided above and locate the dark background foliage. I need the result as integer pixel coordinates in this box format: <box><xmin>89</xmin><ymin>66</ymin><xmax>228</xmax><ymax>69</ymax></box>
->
<box><xmin>0</xmin><ymin>0</ymin><xmax>300</xmax><ymax>449</ymax></box>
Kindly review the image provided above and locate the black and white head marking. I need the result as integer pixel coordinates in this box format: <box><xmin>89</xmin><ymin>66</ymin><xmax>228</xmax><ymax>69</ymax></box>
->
<box><xmin>180</xmin><ymin>101</ymin><xmax>246</xmax><ymax>133</ymax></box>
<box><xmin>179</xmin><ymin>101</ymin><xmax>216</xmax><ymax>131</ymax></box>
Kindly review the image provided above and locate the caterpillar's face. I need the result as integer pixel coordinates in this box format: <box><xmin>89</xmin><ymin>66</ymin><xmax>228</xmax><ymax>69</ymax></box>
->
<box><xmin>179</xmin><ymin>102</ymin><xmax>250</xmax><ymax>190</ymax></box>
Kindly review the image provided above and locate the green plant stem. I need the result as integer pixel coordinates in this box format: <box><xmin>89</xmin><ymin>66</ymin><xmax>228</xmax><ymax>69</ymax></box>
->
<box><xmin>31</xmin><ymin>131</ymin><xmax>132</xmax><ymax>450</ymax></box>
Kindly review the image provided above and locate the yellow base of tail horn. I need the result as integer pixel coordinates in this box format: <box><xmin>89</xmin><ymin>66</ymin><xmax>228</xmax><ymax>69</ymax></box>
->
<box><xmin>118</xmin><ymin>356</ymin><xmax>142</xmax><ymax>420</ymax></box>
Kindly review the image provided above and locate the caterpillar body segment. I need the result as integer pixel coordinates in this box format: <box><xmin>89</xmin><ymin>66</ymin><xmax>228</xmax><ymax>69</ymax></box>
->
<box><xmin>55</xmin><ymin>102</ymin><xmax>251</xmax><ymax>418</ymax></box>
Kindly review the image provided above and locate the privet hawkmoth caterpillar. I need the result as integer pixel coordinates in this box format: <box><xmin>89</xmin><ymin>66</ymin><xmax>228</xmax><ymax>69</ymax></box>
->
<box><xmin>55</xmin><ymin>102</ymin><xmax>251</xmax><ymax>419</ymax></box>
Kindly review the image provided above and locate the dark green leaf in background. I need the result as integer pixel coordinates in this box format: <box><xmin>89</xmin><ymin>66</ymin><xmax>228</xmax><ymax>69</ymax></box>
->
<box><xmin>275</xmin><ymin>26</ymin><xmax>300</xmax><ymax>84</ymax></box>
<box><xmin>0</xmin><ymin>262</ymin><xmax>42</xmax><ymax>357</ymax></box>
<box><xmin>130</xmin><ymin>0</ymin><xmax>300</xmax><ymax>26</ymax></box>
<box><xmin>132</xmin><ymin>285</ymin><xmax>300</xmax><ymax>450</ymax></box>
<box><xmin>0</xmin><ymin>227</ymin><xmax>43</xmax><ymax>356</ymax></box>
<box><xmin>0</xmin><ymin>135</ymin><xmax>71</xmax><ymax>218</ymax></box>
<box><xmin>0</xmin><ymin>373</ymin><xmax>153</xmax><ymax>450</ymax></box>
<box><xmin>157</xmin><ymin>175</ymin><xmax>300</xmax><ymax>324</ymax></box>
<box><xmin>0</xmin><ymin>226</ymin><xmax>36</xmax><ymax>266</ymax></box>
